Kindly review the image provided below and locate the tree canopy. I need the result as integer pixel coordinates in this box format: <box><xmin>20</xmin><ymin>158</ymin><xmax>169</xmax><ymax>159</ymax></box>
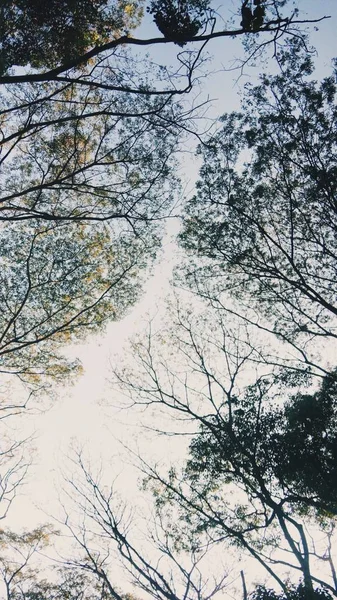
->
<box><xmin>0</xmin><ymin>0</ymin><xmax>328</xmax><ymax>88</ymax></box>
<box><xmin>110</xmin><ymin>301</ymin><xmax>337</xmax><ymax>599</ymax></box>
<box><xmin>0</xmin><ymin>0</ymin><xmax>143</xmax><ymax>74</ymax></box>
<box><xmin>0</xmin><ymin>4</ymin><xmax>336</xmax><ymax>600</ymax></box>
<box><xmin>180</xmin><ymin>41</ymin><xmax>337</xmax><ymax>343</ymax></box>
<box><xmin>0</xmin><ymin>52</ymin><xmax>186</xmax><ymax>389</ymax></box>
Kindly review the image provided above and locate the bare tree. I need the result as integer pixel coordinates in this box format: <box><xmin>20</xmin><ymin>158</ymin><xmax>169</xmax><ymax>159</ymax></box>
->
<box><xmin>60</xmin><ymin>450</ymin><xmax>230</xmax><ymax>600</ymax></box>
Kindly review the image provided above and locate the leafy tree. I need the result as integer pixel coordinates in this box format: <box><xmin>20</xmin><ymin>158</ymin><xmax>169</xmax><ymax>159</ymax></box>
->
<box><xmin>0</xmin><ymin>8</ymin><xmax>334</xmax><ymax>600</ymax></box>
<box><xmin>180</xmin><ymin>42</ymin><xmax>337</xmax><ymax>344</ymax></box>
<box><xmin>0</xmin><ymin>161</ymin><xmax>163</xmax><ymax>517</ymax></box>
<box><xmin>0</xmin><ymin>1</ymin><xmax>328</xmax><ymax>89</ymax></box>
<box><xmin>0</xmin><ymin>59</ymin><xmax>183</xmax><ymax>383</ymax></box>
<box><xmin>0</xmin><ymin>435</ymin><xmax>30</xmax><ymax>522</ymax></box>
<box><xmin>0</xmin><ymin>15</ymin><xmax>188</xmax><ymax>527</ymax></box>
<box><xmin>147</xmin><ymin>0</ymin><xmax>209</xmax><ymax>46</ymax></box>
<box><xmin>0</xmin><ymin>0</ymin><xmax>143</xmax><ymax>75</ymax></box>
<box><xmin>250</xmin><ymin>583</ymin><xmax>333</xmax><ymax>600</ymax></box>
<box><xmin>110</xmin><ymin>301</ymin><xmax>337</xmax><ymax>598</ymax></box>
<box><xmin>0</xmin><ymin>525</ymin><xmax>55</xmax><ymax>600</ymax></box>
<box><xmin>9</xmin><ymin>566</ymin><xmax>114</xmax><ymax>600</ymax></box>
<box><xmin>0</xmin><ymin>525</ymin><xmax>144</xmax><ymax>600</ymax></box>
<box><xmin>275</xmin><ymin>370</ymin><xmax>337</xmax><ymax>513</ymax></box>
<box><xmin>0</xmin><ymin>219</ymin><xmax>147</xmax><ymax>379</ymax></box>
<box><xmin>186</xmin><ymin>368</ymin><xmax>337</xmax><ymax>517</ymax></box>
<box><xmin>0</xmin><ymin>73</ymin><xmax>181</xmax><ymax>224</ymax></box>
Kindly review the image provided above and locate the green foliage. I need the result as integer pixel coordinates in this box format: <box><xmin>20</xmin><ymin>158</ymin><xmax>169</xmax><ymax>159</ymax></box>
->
<box><xmin>111</xmin><ymin>299</ymin><xmax>337</xmax><ymax>596</ymax></box>
<box><xmin>0</xmin><ymin>77</ymin><xmax>178</xmax><ymax>226</ymax></box>
<box><xmin>0</xmin><ymin>525</ymin><xmax>142</xmax><ymax>600</ymax></box>
<box><xmin>0</xmin><ymin>53</ymin><xmax>184</xmax><ymax>525</ymax></box>
<box><xmin>180</xmin><ymin>41</ymin><xmax>337</xmax><ymax>341</ymax></box>
<box><xmin>250</xmin><ymin>583</ymin><xmax>333</xmax><ymax>600</ymax></box>
<box><xmin>10</xmin><ymin>567</ymin><xmax>111</xmax><ymax>600</ymax></box>
<box><xmin>276</xmin><ymin>370</ymin><xmax>337</xmax><ymax>513</ymax></box>
<box><xmin>0</xmin><ymin>0</ymin><xmax>143</xmax><ymax>74</ymax></box>
<box><xmin>0</xmin><ymin>64</ymin><xmax>183</xmax><ymax>384</ymax></box>
<box><xmin>0</xmin><ymin>218</ymin><xmax>152</xmax><ymax>383</ymax></box>
<box><xmin>186</xmin><ymin>369</ymin><xmax>337</xmax><ymax>516</ymax></box>
<box><xmin>147</xmin><ymin>0</ymin><xmax>209</xmax><ymax>45</ymax></box>
<box><xmin>0</xmin><ymin>525</ymin><xmax>57</xmax><ymax>597</ymax></box>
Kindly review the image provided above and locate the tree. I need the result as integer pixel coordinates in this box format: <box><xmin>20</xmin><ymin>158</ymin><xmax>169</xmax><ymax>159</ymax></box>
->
<box><xmin>0</xmin><ymin>53</ymin><xmax>187</xmax><ymax>382</ymax></box>
<box><xmin>110</xmin><ymin>300</ymin><xmax>337</xmax><ymax>599</ymax></box>
<box><xmin>0</xmin><ymin>9</ymin><xmax>194</xmax><ymax>529</ymax></box>
<box><xmin>0</xmin><ymin>15</ymin><xmax>331</xmax><ymax>393</ymax></box>
<box><xmin>59</xmin><ymin>450</ymin><xmax>229</xmax><ymax>600</ymax></box>
<box><xmin>0</xmin><ymin>525</ymin><xmax>119</xmax><ymax>600</ymax></box>
<box><xmin>250</xmin><ymin>584</ymin><xmax>333</xmax><ymax>600</ymax></box>
<box><xmin>186</xmin><ymin>367</ymin><xmax>337</xmax><ymax>517</ymax></box>
<box><xmin>9</xmin><ymin>566</ymin><xmax>117</xmax><ymax>600</ymax></box>
<box><xmin>0</xmin><ymin>70</ymin><xmax>182</xmax><ymax>224</ymax></box>
<box><xmin>272</xmin><ymin>371</ymin><xmax>337</xmax><ymax>514</ymax></box>
<box><xmin>0</xmin><ymin>435</ymin><xmax>30</xmax><ymax>523</ymax></box>
<box><xmin>0</xmin><ymin>7</ymin><xmax>334</xmax><ymax>600</ymax></box>
<box><xmin>0</xmin><ymin>46</ymin><xmax>192</xmax><ymax>390</ymax></box>
<box><xmin>0</xmin><ymin>1</ymin><xmax>329</xmax><ymax>89</ymax></box>
<box><xmin>147</xmin><ymin>0</ymin><xmax>209</xmax><ymax>46</ymax></box>
<box><xmin>0</xmin><ymin>0</ymin><xmax>143</xmax><ymax>75</ymax></box>
<box><xmin>0</xmin><ymin>525</ymin><xmax>55</xmax><ymax>600</ymax></box>
<box><xmin>0</xmin><ymin>166</ymin><xmax>167</xmax><ymax>520</ymax></box>
<box><xmin>0</xmin><ymin>78</ymin><xmax>181</xmax><ymax>398</ymax></box>
<box><xmin>180</xmin><ymin>42</ymin><xmax>337</xmax><ymax>344</ymax></box>
<box><xmin>0</xmin><ymin>217</ymin><xmax>155</xmax><ymax>378</ymax></box>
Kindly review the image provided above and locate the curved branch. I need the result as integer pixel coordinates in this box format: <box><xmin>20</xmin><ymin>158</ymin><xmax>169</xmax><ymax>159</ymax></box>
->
<box><xmin>0</xmin><ymin>15</ymin><xmax>330</xmax><ymax>87</ymax></box>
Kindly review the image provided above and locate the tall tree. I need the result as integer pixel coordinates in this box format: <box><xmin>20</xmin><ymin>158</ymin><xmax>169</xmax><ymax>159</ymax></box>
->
<box><xmin>0</xmin><ymin>1</ymin><xmax>328</xmax><ymax>90</ymax></box>
<box><xmin>180</xmin><ymin>42</ymin><xmax>337</xmax><ymax>344</ymax></box>
<box><xmin>0</xmin><ymin>0</ymin><xmax>143</xmax><ymax>75</ymax></box>
<box><xmin>59</xmin><ymin>450</ymin><xmax>229</xmax><ymax>600</ymax></box>
<box><xmin>0</xmin><ymin>525</ymin><xmax>55</xmax><ymax>600</ymax></box>
<box><xmin>0</xmin><ymin>58</ymin><xmax>184</xmax><ymax>383</ymax></box>
<box><xmin>0</xmin><ymin>16</ymin><xmax>190</xmax><ymax>525</ymax></box>
<box><xmin>0</xmin><ymin>526</ymin><xmax>121</xmax><ymax>600</ymax></box>
<box><xmin>110</xmin><ymin>301</ymin><xmax>337</xmax><ymax>599</ymax></box>
<box><xmin>0</xmin><ymin>70</ymin><xmax>182</xmax><ymax>224</ymax></box>
<box><xmin>250</xmin><ymin>585</ymin><xmax>333</xmax><ymax>600</ymax></box>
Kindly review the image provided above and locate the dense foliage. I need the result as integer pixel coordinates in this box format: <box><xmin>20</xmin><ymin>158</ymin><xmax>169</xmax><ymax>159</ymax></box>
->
<box><xmin>187</xmin><ymin>369</ymin><xmax>337</xmax><ymax>517</ymax></box>
<box><xmin>147</xmin><ymin>0</ymin><xmax>209</xmax><ymax>45</ymax></box>
<box><xmin>0</xmin><ymin>57</ymin><xmax>184</xmax><ymax>388</ymax></box>
<box><xmin>0</xmin><ymin>0</ymin><xmax>316</xmax><ymax>85</ymax></box>
<box><xmin>250</xmin><ymin>584</ymin><xmax>333</xmax><ymax>600</ymax></box>
<box><xmin>0</xmin><ymin>0</ymin><xmax>142</xmax><ymax>73</ymax></box>
<box><xmin>109</xmin><ymin>297</ymin><xmax>337</xmax><ymax>596</ymax></box>
<box><xmin>180</xmin><ymin>42</ymin><xmax>337</xmax><ymax>342</ymax></box>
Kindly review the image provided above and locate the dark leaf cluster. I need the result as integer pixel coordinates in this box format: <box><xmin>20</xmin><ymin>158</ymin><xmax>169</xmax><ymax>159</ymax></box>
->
<box><xmin>147</xmin><ymin>0</ymin><xmax>208</xmax><ymax>45</ymax></box>
<box><xmin>250</xmin><ymin>583</ymin><xmax>333</xmax><ymax>600</ymax></box>
<box><xmin>187</xmin><ymin>369</ymin><xmax>337</xmax><ymax>517</ymax></box>
<box><xmin>0</xmin><ymin>0</ymin><xmax>137</xmax><ymax>74</ymax></box>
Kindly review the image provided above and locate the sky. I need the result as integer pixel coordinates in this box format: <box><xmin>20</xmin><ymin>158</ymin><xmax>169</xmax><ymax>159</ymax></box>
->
<box><xmin>3</xmin><ymin>0</ymin><xmax>337</xmax><ymax>596</ymax></box>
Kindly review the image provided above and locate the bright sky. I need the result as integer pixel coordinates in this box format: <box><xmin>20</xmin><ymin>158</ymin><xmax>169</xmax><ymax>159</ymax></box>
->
<box><xmin>3</xmin><ymin>0</ymin><xmax>337</xmax><ymax>596</ymax></box>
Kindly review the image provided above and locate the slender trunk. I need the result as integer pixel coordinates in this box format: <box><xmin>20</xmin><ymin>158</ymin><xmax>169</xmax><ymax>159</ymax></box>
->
<box><xmin>240</xmin><ymin>570</ymin><xmax>248</xmax><ymax>600</ymax></box>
